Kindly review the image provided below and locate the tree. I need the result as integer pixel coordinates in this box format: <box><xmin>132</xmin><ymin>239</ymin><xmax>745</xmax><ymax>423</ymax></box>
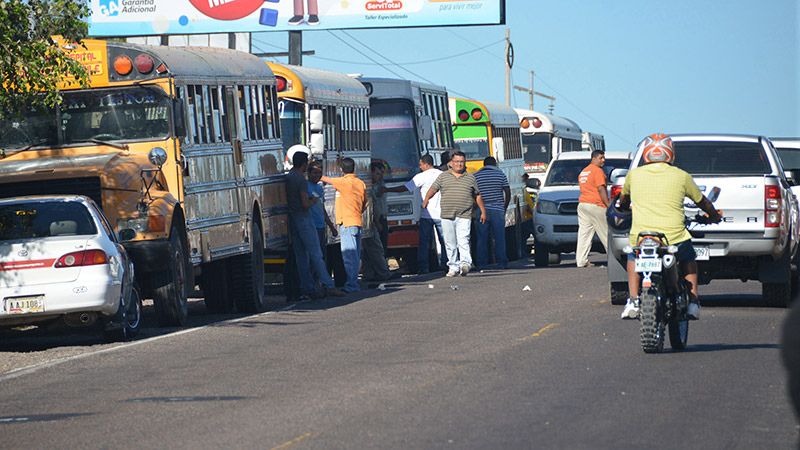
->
<box><xmin>0</xmin><ymin>0</ymin><xmax>90</xmax><ymax>119</ymax></box>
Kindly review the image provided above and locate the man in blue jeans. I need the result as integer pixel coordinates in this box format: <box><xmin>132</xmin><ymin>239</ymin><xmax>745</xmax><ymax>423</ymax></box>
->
<box><xmin>384</xmin><ymin>154</ymin><xmax>447</xmax><ymax>273</ymax></box>
<box><xmin>322</xmin><ymin>158</ymin><xmax>367</xmax><ymax>293</ymax></box>
<box><xmin>474</xmin><ymin>156</ymin><xmax>511</xmax><ymax>269</ymax></box>
<box><xmin>287</xmin><ymin>152</ymin><xmax>346</xmax><ymax>299</ymax></box>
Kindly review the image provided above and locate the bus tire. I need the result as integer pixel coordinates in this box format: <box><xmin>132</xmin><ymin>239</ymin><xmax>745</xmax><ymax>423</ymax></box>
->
<box><xmin>153</xmin><ymin>225</ymin><xmax>190</xmax><ymax>327</ymax></box>
<box><xmin>231</xmin><ymin>220</ymin><xmax>267</xmax><ymax>313</ymax></box>
<box><xmin>203</xmin><ymin>259</ymin><xmax>233</xmax><ymax>313</ymax></box>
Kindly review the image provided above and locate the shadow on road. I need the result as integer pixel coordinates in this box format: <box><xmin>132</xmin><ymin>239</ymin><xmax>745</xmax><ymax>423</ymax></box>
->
<box><xmin>685</xmin><ymin>343</ymin><xmax>780</xmax><ymax>353</ymax></box>
<box><xmin>700</xmin><ymin>294</ymin><xmax>778</xmax><ymax>309</ymax></box>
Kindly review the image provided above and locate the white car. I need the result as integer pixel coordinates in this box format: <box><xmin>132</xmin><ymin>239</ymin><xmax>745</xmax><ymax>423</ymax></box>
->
<box><xmin>0</xmin><ymin>195</ymin><xmax>141</xmax><ymax>341</ymax></box>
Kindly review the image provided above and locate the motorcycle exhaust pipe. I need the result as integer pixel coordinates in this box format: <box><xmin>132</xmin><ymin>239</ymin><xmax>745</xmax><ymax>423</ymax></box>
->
<box><xmin>662</xmin><ymin>255</ymin><xmax>680</xmax><ymax>287</ymax></box>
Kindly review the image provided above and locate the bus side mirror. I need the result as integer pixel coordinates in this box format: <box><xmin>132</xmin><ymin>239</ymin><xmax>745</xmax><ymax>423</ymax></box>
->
<box><xmin>418</xmin><ymin>115</ymin><xmax>433</xmax><ymax>141</ymax></box>
<box><xmin>492</xmin><ymin>137</ymin><xmax>505</xmax><ymax>163</ymax></box>
<box><xmin>309</xmin><ymin>109</ymin><xmax>324</xmax><ymax>133</ymax></box>
<box><xmin>173</xmin><ymin>100</ymin><xmax>186</xmax><ymax>138</ymax></box>
<box><xmin>309</xmin><ymin>133</ymin><xmax>325</xmax><ymax>156</ymax></box>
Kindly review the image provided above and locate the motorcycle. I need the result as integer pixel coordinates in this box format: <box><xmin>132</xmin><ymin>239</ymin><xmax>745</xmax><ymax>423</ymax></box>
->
<box><xmin>627</xmin><ymin>214</ymin><xmax>714</xmax><ymax>353</ymax></box>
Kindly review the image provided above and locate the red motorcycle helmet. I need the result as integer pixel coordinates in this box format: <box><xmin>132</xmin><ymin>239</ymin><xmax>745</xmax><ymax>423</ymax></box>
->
<box><xmin>641</xmin><ymin>133</ymin><xmax>674</xmax><ymax>164</ymax></box>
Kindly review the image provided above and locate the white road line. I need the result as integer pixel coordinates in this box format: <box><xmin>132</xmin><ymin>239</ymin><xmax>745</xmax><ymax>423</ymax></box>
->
<box><xmin>0</xmin><ymin>304</ymin><xmax>298</xmax><ymax>383</ymax></box>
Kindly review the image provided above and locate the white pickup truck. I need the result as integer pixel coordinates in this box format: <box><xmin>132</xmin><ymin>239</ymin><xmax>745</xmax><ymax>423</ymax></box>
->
<box><xmin>607</xmin><ymin>134</ymin><xmax>800</xmax><ymax>307</ymax></box>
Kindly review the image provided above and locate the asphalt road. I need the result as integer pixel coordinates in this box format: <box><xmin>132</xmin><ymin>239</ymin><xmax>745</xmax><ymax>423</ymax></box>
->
<box><xmin>0</xmin><ymin>255</ymin><xmax>796</xmax><ymax>449</ymax></box>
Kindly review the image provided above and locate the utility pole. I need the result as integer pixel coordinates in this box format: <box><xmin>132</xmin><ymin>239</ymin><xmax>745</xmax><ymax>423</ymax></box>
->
<box><xmin>514</xmin><ymin>70</ymin><xmax>556</xmax><ymax>113</ymax></box>
<box><xmin>288</xmin><ymin>31</ymin><xmax>302</xmax><ymax>65</ymax></box>
<box><xmin>504</xmin><ymin>28</ymin><xmax>512</xmax><ymax>106</ymax></box>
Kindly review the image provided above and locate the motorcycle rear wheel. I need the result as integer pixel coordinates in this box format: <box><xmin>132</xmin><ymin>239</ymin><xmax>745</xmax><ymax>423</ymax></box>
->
<box><xmin>640</xmin><ymin>290</ymin><xmax>665</xmax><ymax>353</ymax></box>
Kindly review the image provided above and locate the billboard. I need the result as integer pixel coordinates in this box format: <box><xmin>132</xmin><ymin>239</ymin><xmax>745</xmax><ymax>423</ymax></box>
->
<box><xmin>88</xmin><ymin>0</ymin><xmax>505</xmax><ymax>37</ymax></box>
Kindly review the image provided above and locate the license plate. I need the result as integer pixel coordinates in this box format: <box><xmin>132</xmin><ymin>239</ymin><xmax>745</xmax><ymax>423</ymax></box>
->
<box><xmin>693</xmin><ymin>246</ymin><xmax>710</xmax><ymax>261</ymax></box>
<box><xmin>4</xmin><ymin>295</ymin><xmax>45</xmax><ymax>314</ymax></box>
<box><xmin>635</xmin><ymin>258</ymin><xmax>662</xmax><ymax>273</ymax></box>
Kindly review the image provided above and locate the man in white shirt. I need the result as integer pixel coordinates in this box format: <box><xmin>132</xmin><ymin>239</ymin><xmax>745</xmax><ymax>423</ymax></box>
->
<box><xmin>385</xmin><ymin>154</ymin><xmax>448</xmax><ymax>273</ymax></box>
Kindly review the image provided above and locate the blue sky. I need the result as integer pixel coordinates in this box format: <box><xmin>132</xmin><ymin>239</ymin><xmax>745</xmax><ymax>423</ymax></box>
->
<box><xmin>250</xmin><ymin>0</ymin><xmax>799</xmax><ymax>150</ymax></box>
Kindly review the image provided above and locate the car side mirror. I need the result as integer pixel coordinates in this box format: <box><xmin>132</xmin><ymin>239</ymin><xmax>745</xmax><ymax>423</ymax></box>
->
<box><xmin>785</xmin><ymin>170</ymin><xmax>797</xmax><ymax>186</ymax></box>
<box><xmin>309</xmin><ymin>109</ymin><xmax>324</xmax><ymax>133</ymax></box>
<box><xmin>118</xmin><ymin>228</ymin><xmax>136</xmax><ymax>241</ymax></box>
<box><xmin>610</xmin><ymin>168</ymin><xmax>629</xmax><ymax>184</ymax></box>
<box><xmin>526</xmin><ymin>178</ymin><xmax>541</xmax><ymax>190</ymax></box>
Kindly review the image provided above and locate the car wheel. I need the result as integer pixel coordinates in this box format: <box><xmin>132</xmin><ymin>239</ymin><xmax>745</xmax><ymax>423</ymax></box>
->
<box><xmin>104</xmin><ymin>285</ymin><xmax>142</xmax><ymax>342</ymax></box>
<box><xmin>610</xmin><ymin>282</ymin><xmax>628</xmax><ymax>305</ymax></box>
<box><xmin>534</xmin><ymin>243</ymin><xmax>550</xmax><ymax>267</ymax></box>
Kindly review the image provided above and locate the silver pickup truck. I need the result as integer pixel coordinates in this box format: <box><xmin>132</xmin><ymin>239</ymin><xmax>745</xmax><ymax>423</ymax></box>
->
<box><xmin>608</xmin><ymin>134</ymin><xmax>800</xmax><ymax>307</ymax></box>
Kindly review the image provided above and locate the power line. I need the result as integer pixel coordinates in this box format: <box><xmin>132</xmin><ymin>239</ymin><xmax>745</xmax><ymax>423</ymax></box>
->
<box><xmin>445</xmin><ymin>29</ymin><xmax>634</xmax><ymax>146</ymax></box>
<box><xmin>324</xmin><ymin>30</ymin><xmax>408</xmax><ymax>80</ymax></box>
<box><xmin>337</xmin><ymin>30</ymin><xmax>471</xmax><ymax>98</ymax></box>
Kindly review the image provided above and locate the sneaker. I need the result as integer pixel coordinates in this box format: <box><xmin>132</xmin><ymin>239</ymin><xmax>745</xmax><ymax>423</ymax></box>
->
<box><xmin>307</xmin><ymin>14</ymin><xmax>319</xmax><ymax>25</ymax></box>
<box><xmin>445</xmin><ymin>270</ymin><xmax>459</xmax><ymax>277</ymax></box>
<box><xmin>326</xmin><ymin>287</ymin><xmax>346</xmax><ymax>297</ymax></box>
<box><xmin>288</xmin><ymin>15</ymin><xmax>304</xmax><ymax>25</ymax></box>
<box><xmin>687</xmin><ymin>302</ymin><xmax>700</xmax><ymax>320</ymax></box>
<box><xmin>621</xmin><ymin>298</ymin><xmax>640</xmax><ymax>320</ymax></box>
<box><xmin>460</xmin><ymin>263</ymin><xmax>470</xmax><ymax>276</ymax></box>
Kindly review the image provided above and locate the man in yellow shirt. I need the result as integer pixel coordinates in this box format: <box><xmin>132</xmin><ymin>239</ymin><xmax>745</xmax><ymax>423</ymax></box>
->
<box><xmin>618</xmin><ymin>133</ymin><xmax>721</xmax><ymax>320</ymax></box>
<box><xmin>322</xmin><ymin>157</ymin><xmax>367</xmax><ymax>293</ymax></box>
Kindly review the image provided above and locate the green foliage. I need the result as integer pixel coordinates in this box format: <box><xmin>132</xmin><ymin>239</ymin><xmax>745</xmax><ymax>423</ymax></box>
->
<box><xmin>0</xmin><ymin>0</ymin><xmax>90</xmax><ymax>119</ymax></box>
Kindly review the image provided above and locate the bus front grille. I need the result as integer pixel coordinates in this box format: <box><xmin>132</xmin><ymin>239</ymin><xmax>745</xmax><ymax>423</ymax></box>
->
<box><xmin>0</xmin><ymin>177</ymin><xmax>104</xmax><ymax>210</ymax></box>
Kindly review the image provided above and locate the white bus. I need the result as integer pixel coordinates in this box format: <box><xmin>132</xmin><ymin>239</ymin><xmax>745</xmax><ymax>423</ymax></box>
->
<box><xmin>515</xmin><ymin>109</ymin><xmax>583</xmax><ymax>189</ymax></box>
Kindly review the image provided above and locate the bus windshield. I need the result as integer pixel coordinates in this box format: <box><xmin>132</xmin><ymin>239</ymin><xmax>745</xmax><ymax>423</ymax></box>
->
<box><xmin>0</xmin><ymin>86</ymin><xmax>171</xmax><ymax>152</ymax></box>
<box><xmin>278</xmin><ymin>99</ymin><xmax>304</xmax><ymax>149</ymax></box>
<box><xmin>522</xmin><ymin>133</ymin><xmax>551</xmax><ymax>166</ymax></box>
<box><xmin>369</xmin><ymin>100</ymin><xmax>420</xmax><ymax>181</ymax></box>
<box><xmin>453</xmin><ymin>125</ymin><xmax>489</xmax><ymax>160</ymax></box>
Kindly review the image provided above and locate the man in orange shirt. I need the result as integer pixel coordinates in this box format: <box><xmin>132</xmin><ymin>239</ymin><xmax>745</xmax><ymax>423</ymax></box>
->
<box><xmin>322</xmin><ymin>157</ymin><xmax>367</xmax><ymax>293</ymax></box>
<box><xmin>576</xmin><ymin>150</ymin><xmax>610</xmax><ymax>268</ymax></box>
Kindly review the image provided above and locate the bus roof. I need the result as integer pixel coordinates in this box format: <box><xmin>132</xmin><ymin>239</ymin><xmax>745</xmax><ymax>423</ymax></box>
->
<box><xmin>515</xmin><ymin>108</ymin><xmax>582</xmax><ymax>140</ymax></box>
<box><xmin>268</xmin><ymin>62</ymin><xmax>368</xmax><ymax>106</ymax></box>
<box><xmin>359</xmin><ymin>77</ymin><xmax>448</xmax><ymax>100</ymax></box>
<box><xmin>108</xmin><ymin>41</ymin><xmax>275</xmax><ymax>85</ymax></box>
<box><xmin>450</xmin><ymin>97</ymin><xmax>519</xmax><ymax>128</ymax></box>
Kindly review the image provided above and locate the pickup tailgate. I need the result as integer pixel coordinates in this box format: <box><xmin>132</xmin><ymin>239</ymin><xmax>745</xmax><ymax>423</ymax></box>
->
<box><xmin>689</xmin><ymin>176</ymin><xmax>766</xmax><ymax>233</ymax></box>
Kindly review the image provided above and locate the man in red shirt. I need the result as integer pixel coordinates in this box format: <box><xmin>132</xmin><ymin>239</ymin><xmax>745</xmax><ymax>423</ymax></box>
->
<box><xmin>576</xmin><ymin>150</ymin><xmax>610</xmax><ymax>267</ymax></box>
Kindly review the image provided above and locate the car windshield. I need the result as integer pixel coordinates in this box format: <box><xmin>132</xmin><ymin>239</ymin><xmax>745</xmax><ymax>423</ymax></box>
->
<box><xmin>777</xmin><ymin>147</ymin><xmax>800</xmax><ymax>170</ymax></box>
<box><xmin>0</xmin><ymin>86</ymin><xmax>171</xmax><ymax>152</ymax></box>
<box><xmin>278</xmin><ymin>99</ymin><xmax>304</xmax><ymax>150</ymax></box>
<box><xmin>369</xmin><ymin>100</ymin><xmax>420</xmax><ymax>182</ymax></box>
<box><xmin>544</xmin><ymin>158</ymin><xmax>630</xmax><ymax>186</ymax></box>
<box><xmin>637</xmin><ymin>141</ymin><xmax>771</xmax><ymax>175</ymax></box>
<box><xmin>0</xmin><ymin>201</ymin><xmax>97</xmax><ymax>241</ymax></box>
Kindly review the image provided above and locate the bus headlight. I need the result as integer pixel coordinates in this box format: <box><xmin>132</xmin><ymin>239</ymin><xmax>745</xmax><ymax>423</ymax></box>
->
<box><xmin>148</xmin><ymin>147</ymin><xmax>168</xmax><ymax>166</ymax></box>
<box><xmin>388</xmin><ymin>202</ymin><xmax>413</xmax><ymax>216</ymax></box>
<box><xmin>118</xmin><ymin>218</ymin><xmax>148</xmax><ymax>233</ymax></box>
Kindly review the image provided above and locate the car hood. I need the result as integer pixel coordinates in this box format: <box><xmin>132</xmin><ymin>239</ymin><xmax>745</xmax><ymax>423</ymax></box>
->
<box><xmin>537</xmin><ymin>185</ymin><xmax>580</xmax><ymax>202</ymax></box>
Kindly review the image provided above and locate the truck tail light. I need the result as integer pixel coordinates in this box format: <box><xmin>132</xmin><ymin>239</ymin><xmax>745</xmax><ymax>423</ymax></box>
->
<box><xmin>765</xmin><ymin>185</ymin><xmax>781</xmax><ymax>228</ymax></box>
<box><xmin>55</xmin><ymin>250</ymin><xmax>108</xmax><ymax>268</ymax></box>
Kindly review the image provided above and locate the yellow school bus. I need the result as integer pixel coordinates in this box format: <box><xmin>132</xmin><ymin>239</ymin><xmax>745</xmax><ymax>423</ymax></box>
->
<box><xmin>267</xmin><ymin>62</ymin><xmax>372</xmax><ymax>282</ymax></box>
<box><xmin>0</xmin><ymin>40</ymin><xmax>288</xmax><ymax>325</ymax></box>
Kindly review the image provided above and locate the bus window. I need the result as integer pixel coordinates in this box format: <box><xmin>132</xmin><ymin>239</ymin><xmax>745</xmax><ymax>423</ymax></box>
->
<box><xmin>369</xmin><ymin>99</ymin><xmax>420</xmax><ymax>182</ymax></box>
<box><xmin>522</xmin><ymin>134</ymin><xmax>551</xmax><ymax>165</ymax></box>
<box><xmin>278</xmin><ymin>98</ymin><xmax>304</xmax><ymax>149</ymax></box>
<box><xmin>562</xmin><ymin>138</ymin><xmax>583</xmax><ymax>152</ymax></box>
<box><xmin>0</xmin><ymin>86</ymin><xmax>172</xmax><ymax>151</ymax></box>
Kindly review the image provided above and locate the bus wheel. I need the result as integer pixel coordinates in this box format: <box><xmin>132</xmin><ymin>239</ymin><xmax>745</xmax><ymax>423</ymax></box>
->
<box><xmin>203</xmin><ymin>259</ymin><xmax>233</xmax><ymax>313</ymax></box>
<box><xmin>153</xmin><ymin>225</ymin><xmax>190</xmax><ymax>327</ymax></box>
<box><xmin>231</xmin><ymin>221</ymin><xmax>266</xmax><ymax>313</ymax></box>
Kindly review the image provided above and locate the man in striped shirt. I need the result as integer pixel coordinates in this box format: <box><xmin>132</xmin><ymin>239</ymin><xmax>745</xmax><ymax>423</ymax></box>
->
<box><xmin>423</xmin><ymin>151</ymin><xmax>487</xmax><ymax>277</ymax></box>
<box><xmin>474</xmin><ymin>156</ymin><xmax>511</xmax><ymax>269</ymax></box>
